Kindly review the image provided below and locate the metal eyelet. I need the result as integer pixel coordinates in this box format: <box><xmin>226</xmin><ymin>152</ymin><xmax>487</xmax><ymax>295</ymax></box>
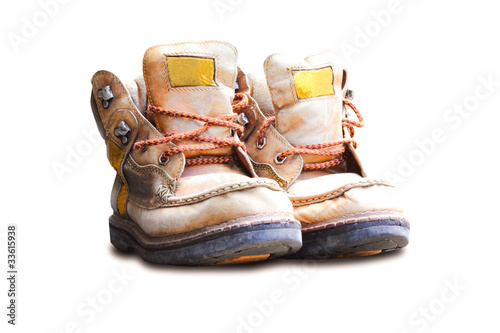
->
<box><xmin>274</xmin><ymin>154</ymin><xmax>287</xmax><ymax>165</ymax></box>
<box><xmin>114</xmin><ymin>121</ymin><xmax>131</xmax><ymax>146</ymax></box>
<box><xmin>237</xmin><ymin>112</ymin><xmax>249</xmax><ymax>126</ymax></box>
<box><xmin>256</xmin><ymin>137</ymin><xmax>266</xmax><ymax>150</ymax></box>
<box><xmin>97</xmin><ymin>85</ymin><xmax>114</xmax><ymax>109</ymax></box>
<box><xmin>158</xmin><ymin>155</ymin><xmax>170</xmax><ymax>166</ymax></box>
<box><xmin>345</xmin><ymin>89</ymin><xmax>354</xmax><ymax>101</ymax></box>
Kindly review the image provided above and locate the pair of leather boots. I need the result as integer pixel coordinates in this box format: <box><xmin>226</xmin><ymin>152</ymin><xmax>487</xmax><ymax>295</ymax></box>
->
<box><xmin>90</xmin><ymin>41</ymin><xmax>409</xmax><ymax>265</ymax></box>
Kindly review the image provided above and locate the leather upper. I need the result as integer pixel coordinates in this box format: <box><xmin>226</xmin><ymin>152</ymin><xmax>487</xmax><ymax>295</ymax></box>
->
<box><xmin>91</xmin><ymin>41</ymin><xmax>296</xmax><ymax>237</ymax></box>
<box><xmin>240</xmin><ymin>51</ymin><xmax>404</xmax><ymax>224</ymax></box>
<box><xmin>143</xmin><ymin>41</ymin><xmax>238</xmax><ymax>158</ymax></box>
<box><xmin>264</xmin><ymin>51</ymin><xmax>348</xmax><ymax>164</ymax></box>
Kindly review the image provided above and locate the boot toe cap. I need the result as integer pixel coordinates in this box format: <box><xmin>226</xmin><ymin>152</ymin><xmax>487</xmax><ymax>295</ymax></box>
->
<box><xmin>289</xmin><ymin>174</ymin><xmax>404</xmax><ymax>224</ymax></box>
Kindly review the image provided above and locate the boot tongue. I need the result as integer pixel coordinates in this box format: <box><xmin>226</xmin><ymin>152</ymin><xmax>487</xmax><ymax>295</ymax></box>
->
<box><xmin>142</xmin><ymin>41</ymin><xmax>238</xmax><ymax>142</ymax></box>
<box><xmin>264</xmin><ymin>51</ymin><xmax>348</xmax><ymax>162</ymax></box>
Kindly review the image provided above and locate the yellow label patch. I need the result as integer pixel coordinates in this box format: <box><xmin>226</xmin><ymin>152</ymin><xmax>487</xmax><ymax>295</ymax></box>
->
<box><xmin>292</xmin><ymin>67</ymin><xmax>334</xmax><ymax>99</ymax></box>
<box><xmin>166</xmin><ymin>56</ymin><xmax>216</xmax><ymax>87</ymax></box>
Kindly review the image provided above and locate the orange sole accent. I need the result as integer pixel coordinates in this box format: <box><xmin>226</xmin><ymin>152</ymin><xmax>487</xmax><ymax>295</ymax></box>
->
<box><xmin>211</xmin><ymin>254</ymin><xmax>271</xmax><ymax>265</ymax></box>
<box><xmin>335</xmin><ymin>250</ymin><xmax>382</xmax><ymax>258</ymax></box>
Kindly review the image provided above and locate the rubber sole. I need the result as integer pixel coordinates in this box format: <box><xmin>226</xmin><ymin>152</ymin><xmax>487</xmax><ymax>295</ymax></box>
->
<box><xmin>109</xmin><ymin>213</ymin><xmax>302</xmax><ymax>265</ymax></box>
<box><xmin>285</xmin><ymin>218</ymin><xmax>409</xmax><ymax>259</ymax></box>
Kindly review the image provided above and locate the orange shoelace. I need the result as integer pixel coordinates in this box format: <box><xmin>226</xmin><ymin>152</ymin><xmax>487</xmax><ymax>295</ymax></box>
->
<box><xmin>134</xmin><ymin>93</ymin><xmax>249</xmax><ymax>166</ymax></box>
<box><xmin>256</xmin><ymin>98</ymin><xmax>364</xmax><ymax>170</ymax></box>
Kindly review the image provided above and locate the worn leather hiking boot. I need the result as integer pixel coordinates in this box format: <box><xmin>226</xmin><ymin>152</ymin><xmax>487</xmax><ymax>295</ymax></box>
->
<box><xmin>90</xmin><ymin>41</ymin><xmax>302</xmax><ymax>265</ymax></box>
<box><xmin>235</xmin><ymin>51</ymin><xmax>409</xmax><ymax>258</ymax></box>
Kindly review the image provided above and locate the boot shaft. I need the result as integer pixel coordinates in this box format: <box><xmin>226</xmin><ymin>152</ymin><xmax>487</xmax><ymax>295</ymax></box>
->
<box><xmin>264</xmin><ymin>51</ymin><xmax>348</xmax><ymax>152</ymax></box>
<box><xmin>236</xmin><ymin>51</ymin><xmax>367</xmax><ymax>189</ymax></box>
<box><xmin>143</xmin><ymin>41</ymin><xmax>239</xmax><ymax>158</ymax></box>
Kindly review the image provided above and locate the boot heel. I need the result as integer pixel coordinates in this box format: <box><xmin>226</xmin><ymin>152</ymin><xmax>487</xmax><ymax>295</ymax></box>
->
<box><xmin>109</xmin><ymin>224</ymin><xmax>133</xmax><ymax>252</ymax></box>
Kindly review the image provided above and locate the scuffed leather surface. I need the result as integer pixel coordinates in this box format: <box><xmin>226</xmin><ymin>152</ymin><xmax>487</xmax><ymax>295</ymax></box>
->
<box><xmin>91</xmin><ymin>42</ymin><xmax>298</xmax><ymax>237</ymax></box>
<box><xmin>127</xmin><ymin>185</ymin><xmax>294</xmax><ymax>237</ymax></box>
<box><xmin>123</xmin><ymin>155</ymin><xmax>176</xmax><ymax>208</ymax></box>
<box><xmin>125</xmin><ymin>77</ymin><xmax>148</xmax><ymax>117</ymax></box>
<box><xmin>91</xmin><ymin>71</ymin><xmax>185</xmax><ymax>183</ymax></box>
<box><xmin>264</xmin><ymin>51</ymin><xmax>348</xmax><ymax>165</ymax></box>
<box><xmin>174</xmin><ymin>164</ymin><xmax>255</xmax><ymax>197</ymax></box>
<box><xmin>291</xmin><ymin>179</ymin><xmax>403</xmax><ymax>224</ymax></box>
<box><xmin>238</xmin><ymin>72</ymin><xmax>303</xmax><ymax>189</ymax></box>
<box><xmin>142</xmin><ymin>41</ymin><xmax>238</xmax><ymax>158</ymax></box>
<box><xmin>245</xmin><ymin>99</ymin><xmax>303</xmax><ymax>189</ymax></box>
<box><xmin>287</xmin><ymin>172</ymin><xmax>363</xmax><ymax>197</ymax></box>
<box><xmin>110</xmin><ymin>174</ymin><xmax>123</xmax><ymax>215</ymax></box>
<box><xmin>105</xmin><ymin>109</ymin><xmax>139</xmax><ymax>153</ymax></box>
<box><xmin>242</xmin><ymin>51</ymin><xmax>405</xmax><ymax>226</ymax></box>
<box><xmin>246</xmin><ymin>73</ymin><xmax>275</xmax><ymax>117</ymax></box>
<box><xmin>246</xmin><ymin>73</ymin><xmax>365</xmax><ymax>177</ymax></box>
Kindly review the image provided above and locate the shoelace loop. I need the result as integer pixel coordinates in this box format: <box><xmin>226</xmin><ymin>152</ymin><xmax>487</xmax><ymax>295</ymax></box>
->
<box><xmin>256</xmin><ymin>98</ymin><xmax>364</xmax><ymax>170</ymax></box>
<box><xmin>133</xmin><ymin>93</ymin><xmax>249</xmax><ymax>166</ymax></box>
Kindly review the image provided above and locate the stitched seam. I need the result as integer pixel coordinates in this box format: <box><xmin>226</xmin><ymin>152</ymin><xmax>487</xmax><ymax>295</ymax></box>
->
<box><xmin>130</xmin><ymin>180</ymin><xmax>282</xmax><ymax>209</ymax></box>
<box><xmin>171</xmin><ymin>180</ymin><xmax>278</xmax><ymax>202</ymax></box>
<box><xmin>302</xmin><ymin>210</ymin><xmax>409</xmax><ymax>232</ymax></box>
<box><xmin>143</xmin><ymin>50</ymin><xmax>153</xmax><ymax>111</ymax></box>
<box><xmin>315</xmin><ymin>210</ymin><xmax>407</xmax><ymax>223</ymax></box>
<box><xmin>125</xmin><ymin>157</ymin><xmax>175</xmax><ymax>208</ymax></box>
<box><xmin>162</xmin><ymin>52</ymin><xmax>222</xmax><ymax>92</ymax></box>
<box><xmin>251</xmin><ymin>160</ymin><xmax>290</xmax><ymax>189</ymax></box>
<box><xmin>111</xmin><ymin>212</ymin><xmax>297</xmax><ymax>245</ymax></box>
<box><xmin>95</xmin><ymin>70</ymin><xmax>183</xmax><ymax>181</ymax></box>
<box><xmin>163</xmin><ymin>180</ymin><xmax>280</xmax><ymax>206</ymax></box>
<box><xmin>290</xmin><ymin>179</ymin><xmax>394</xmax><ymax>205</ymax></box>
<box><xmin>143</xmin><ymin>41</ymin><xmax>237</xmax><ymax>93</ymax></box>
<box><xmin>290</xmin><ymin>62</ymin><xmax>337</xmax><ymax>103</ymax></box>
<box><xmin>91</xmin><ymin>74</ymin><xmax>139</xmax><ymax>217</ymax></box>
<box><xmin>286</xmin><ymin>66</ymin><xmax>297</xmax><ymax>106</ymax></box>
<box><xmin>304</xmin><ymin>218</ymin><xmax>409</xmax><ymax>233</ymax></box>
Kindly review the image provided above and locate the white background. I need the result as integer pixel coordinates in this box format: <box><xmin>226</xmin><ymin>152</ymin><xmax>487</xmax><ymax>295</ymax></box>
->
<box><xmin>2</xmin><ymin>0</ymin><xmax>499</xmax><ymax>332</ymax></box>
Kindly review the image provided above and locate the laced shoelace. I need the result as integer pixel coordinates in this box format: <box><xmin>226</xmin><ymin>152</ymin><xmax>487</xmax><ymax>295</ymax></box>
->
<box><xmin>134</xmin><ymin>93</ymin><xmax>249</xmax><ymax>166</ymax></box>
<box><xmin>256</xmin><ymin>98</ymin><xmax>364</xmax><ymax>170</ymax></box>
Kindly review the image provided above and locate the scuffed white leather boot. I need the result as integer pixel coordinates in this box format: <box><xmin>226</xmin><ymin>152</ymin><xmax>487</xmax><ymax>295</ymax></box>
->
<box><xmin>90</xmin><ymin>41</ymin><xmax>302</xmax><ymax>265</ymax></box>
<box><xmin>238</xmin><ymin>51</ymin><xmax>409</xmax><ymax>258</ymax></box>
